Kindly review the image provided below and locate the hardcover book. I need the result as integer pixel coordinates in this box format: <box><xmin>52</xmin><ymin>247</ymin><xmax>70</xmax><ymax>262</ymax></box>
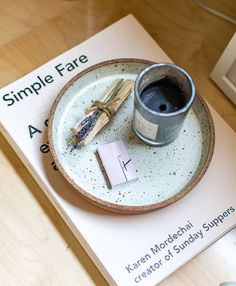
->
<box><xmin>0</xmin><ymin>15</ymin><xmax>236</xmax><ymax>286</ymax></box>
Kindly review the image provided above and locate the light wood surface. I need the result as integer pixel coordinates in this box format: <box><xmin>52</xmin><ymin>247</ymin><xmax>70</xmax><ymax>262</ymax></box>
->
<box><xmin>0</xmin><ymin>0</ymin><xmax>235</xmax><ymax>285</ymax></box>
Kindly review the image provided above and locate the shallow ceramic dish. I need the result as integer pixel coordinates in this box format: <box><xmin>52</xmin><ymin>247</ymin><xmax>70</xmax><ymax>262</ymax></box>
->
<box><xmin>48</xmin><ymin>58</ymin><xmax>215</xmax><ymax>214</ymax></box>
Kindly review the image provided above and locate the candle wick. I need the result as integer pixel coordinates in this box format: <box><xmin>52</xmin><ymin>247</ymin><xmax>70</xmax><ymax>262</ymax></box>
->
<box><xmin>159</xmin><ymin>104</ymin><xmax>167</xmax><ymax>112</ymax></box>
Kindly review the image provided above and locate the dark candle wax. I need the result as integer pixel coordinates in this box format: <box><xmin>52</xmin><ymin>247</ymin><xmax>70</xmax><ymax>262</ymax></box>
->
<box><xmin>140</xmin><ymin>78</ymin><xmax>186</xmax><ymax>113</ymax></box>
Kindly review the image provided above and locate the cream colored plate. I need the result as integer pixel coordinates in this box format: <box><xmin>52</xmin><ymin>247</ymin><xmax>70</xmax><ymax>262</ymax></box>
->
<box><xmin>48</xmin><ymin>59</ymin><xmax>215</xmax><ymax>214</ymax></box>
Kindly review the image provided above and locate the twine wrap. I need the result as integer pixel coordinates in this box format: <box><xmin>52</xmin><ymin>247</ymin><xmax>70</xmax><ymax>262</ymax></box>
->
<box><xmin>86</xmin><ymin>98</ymin><xmax>120</xmax><ymax>119</ymax></box>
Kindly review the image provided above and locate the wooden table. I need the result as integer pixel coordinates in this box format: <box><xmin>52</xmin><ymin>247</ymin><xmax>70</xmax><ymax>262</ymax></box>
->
<box><xmin>0</xmin><ymin>1</ymin><xmax>235</xmax><ymax>285</ymax></box>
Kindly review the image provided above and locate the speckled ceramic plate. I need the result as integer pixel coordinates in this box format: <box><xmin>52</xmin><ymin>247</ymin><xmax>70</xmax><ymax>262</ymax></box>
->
<box><xmin>48</xmin><ymin>59</ymin><xmax>215</xmax><ymax>214</ymax></box>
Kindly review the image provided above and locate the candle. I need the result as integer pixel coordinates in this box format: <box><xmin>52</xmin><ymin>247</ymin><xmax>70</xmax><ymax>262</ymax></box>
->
<box><xmin>133</xmin><ymin>63</ymin><xmax>195</xmax><ymax>146</ymax></box>
<box><xmin>140</xmin><ymin>78</ymin><xmax>186</xmax><ymax>113</ymax></box>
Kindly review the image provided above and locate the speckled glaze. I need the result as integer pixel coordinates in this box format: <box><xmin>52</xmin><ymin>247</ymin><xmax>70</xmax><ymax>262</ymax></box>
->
<box><xmin>48</xmin><ymin>59</ymin><xmax>215</xmax><ymax>214</ymax></box>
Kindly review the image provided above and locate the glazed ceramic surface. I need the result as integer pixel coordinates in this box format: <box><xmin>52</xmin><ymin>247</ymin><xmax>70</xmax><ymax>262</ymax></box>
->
<box><xmin>48</xmin><ymin>59</ymin><xmax>215</xmax><ymax>213</ymax></box>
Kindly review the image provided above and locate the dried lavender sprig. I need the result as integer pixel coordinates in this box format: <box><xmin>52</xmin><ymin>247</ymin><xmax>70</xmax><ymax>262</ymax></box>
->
<box><xmin>68</xmin><ymin>79</ymin><xmax>130</xmax><ymax>150</ymax></box>
<box><xmin>70</xmin><ymin>110</ymin><xmax>101</xmax><ymax>149</ymax></box>
<box><xmin>83</xmin><ymin>80</ymin><xmax>134</xmax><ymax>146</ymax></box>
<box><xmin>71</xmin><ymin>79</ymin><xmax>124</xmax><ymax>136</ymax></box>
<box><xmin>79</xmin><ymin>114</ymin><xmax>93</xmax><ymax>127</ymax></box>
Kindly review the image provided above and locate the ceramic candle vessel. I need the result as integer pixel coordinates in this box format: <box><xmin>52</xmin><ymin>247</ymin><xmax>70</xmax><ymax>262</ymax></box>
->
<box><xmin>133</xmin><ymin>63</ymin><xmax>195</xmax><ymax>146</ymax></box>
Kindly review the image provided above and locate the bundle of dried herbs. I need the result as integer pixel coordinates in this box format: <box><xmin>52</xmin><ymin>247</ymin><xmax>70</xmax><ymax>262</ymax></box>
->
<box><xmin>68</xmin><ymin>79</ymin><xmax>134</xmax><ymax>149</ymax></box>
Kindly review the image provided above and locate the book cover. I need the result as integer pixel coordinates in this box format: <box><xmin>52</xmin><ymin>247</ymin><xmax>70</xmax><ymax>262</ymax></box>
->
<box><xmin>0</xmin><ymin>15</ymin><xmax>236</xmax><ymax>286</ymax></box>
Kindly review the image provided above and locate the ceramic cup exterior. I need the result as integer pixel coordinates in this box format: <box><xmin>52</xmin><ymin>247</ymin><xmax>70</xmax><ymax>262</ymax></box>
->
<box><xmin>133</xmin><ymin>63</ymin><xmax>195</xmax><ymax>146</ymax></box>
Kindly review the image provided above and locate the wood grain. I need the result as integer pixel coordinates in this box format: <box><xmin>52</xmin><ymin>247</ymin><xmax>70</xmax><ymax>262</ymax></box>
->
<box><xmin>117</xmin><ymin>0</ymin><xmax>236</xmax><ymax>131</ymax></box>
<box><xmin>0</xmin><ymin>0</ymin><xmax>77</xmax><ymax>46</ymax></box>
<box><xmin>0</xmin><ymin>0</ymin><xmax>235</xmax><ymax>285</ymax></box>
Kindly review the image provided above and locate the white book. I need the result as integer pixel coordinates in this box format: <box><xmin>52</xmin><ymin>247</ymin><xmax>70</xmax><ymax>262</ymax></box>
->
<box><xmin>0</xmin><ymin>15</ymin><xmax>236</xmax><ymax>286</ymax></box>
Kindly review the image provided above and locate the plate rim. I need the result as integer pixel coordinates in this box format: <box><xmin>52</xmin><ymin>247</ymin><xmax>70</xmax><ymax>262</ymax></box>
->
<box><xmin>48</xmin><ymin>58</ymin><xmax>215</xmax><ymax>214</ymax></box>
